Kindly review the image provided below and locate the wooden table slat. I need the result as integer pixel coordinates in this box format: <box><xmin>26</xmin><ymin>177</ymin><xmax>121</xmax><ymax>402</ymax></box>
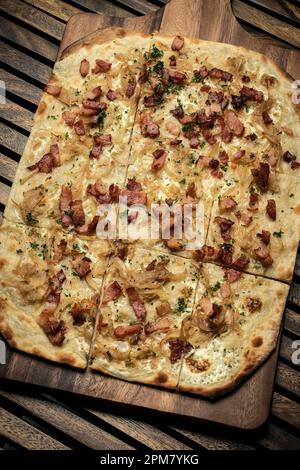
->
<box><xmin>0</xmin><ymin>407</ymin><xmax>69</xmax><ymax>450</ymax></box>
<box><xmin>23</xmin><ymin>0</ymin><xmax>84</xmax><ymax>23</ymax></box>
<box><xmin>0</xmin><ymin>0</ymin><xmax>65</xmax><ymax>41</ymax></box>
<box><xmin>0</xmin><ymin>101</ymin><xmax>34</xmax><ymax>134</ymax></box>
<box><xmin>63</xmin><ymin>0</ymin><xmax>135</xmax><ymax>17</ymax></box>
<box><xmin>244</xmin><ymin>0</ymin><xmax>300</xmax><ymax>25</ymax></box>
<box><xmin>256</xmin><ymin>422</ymin><xmax>300</xmax><ymax>450</ymax></box>
<box><xmin>0</xmin><ymin>17</ymin><xmax>58</xmax><ymax>63</ymax></box>
<box><xmin>0</xmin><ymin>122</ymin><xmax>27</xmax><ymax>157</ymax></box>
<box><xmin>284</xmin><ymin>309</ymin><xmax>300</xmax><ymax>337</ymax></box>
<box><xmin>271</xmin><ymin>392</ymin><xmax>300</xmax><ymax>430</ymax></box>
<box><xmin>0</xmin><ymin>391</ymin><xmax>134</xmax><ymax>450</ymax></box>
<box><xmin>276</xmin><ymin>362</ymin><xmax>300</xmax><ymax>396</ymax></box>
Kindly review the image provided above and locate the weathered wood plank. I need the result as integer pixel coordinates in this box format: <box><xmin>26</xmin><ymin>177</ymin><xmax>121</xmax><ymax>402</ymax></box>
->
<box><xmin>257</xmin><ymin>422</ymin><xmax>300</xmax><ymax>450</ymax></box>
<box><xmin>170</xmin><ymin>426</ymin><xmax>255</xmax><ymax>450</ymax></box>
<box><xmin>245</xmin><ymin>0</ymin><xmax>300</xmax><ymax>24</ymax></box>
<box><xmin>0</xmin><ymin>182</ymin><xmax>10</xmax><ymax>206</ymax></box>
<box><xmin>0</xmin><ymin>0</ymin><xmax>65</xmax><ymax>41</ymax></box>
<box><xmin>86</xmin><ymin>408</ymin><xmax>191</xmax><ymax>450</ymax></box>
<box><xmin>232</xmin><ymin>0</ymin><xmax>300</xmax><ymax>47</ymax></box>
<box><xmin>0</xmin><ymin>153</ymin><xmax>17</xmax><ymax>182</ymax></box>
<box><xmin>276</xmin><ymin>362</ymin><xmax>300</xmax><ymax>396</ymax></box>
<box><xmin>107</xmin><ymin>0</ymin><xmax>157</xmax><ymax>14</ymax></box>
<box><xmin>0</xmin><ymin>122</ymin><xmax>27</xmax><ymax>156</ymax></box>
<box><xmin>24</xmin><ymin>0</ymin><xmax>83</xmax><ymax>22</ymax></box>
<box><xmin>0</xmin><ymin>391</ymin><xmax>133</xmax><ymax>450</ymax></box>
<box><xmin>272</xmin><ymin>392</ymin><xmax>300</xmax><ymax>430</ymax></box>
<box><xmin>279</xmin><ymin>334</ymin><xmax>299</xmax><ymax>364</ymax></box>
<box><xmin>288</xmin><ymin>282</ymin><xmax>300</xmax><ymax>307</ymax></box>
<box><xmin>66</xmin><ymin>0</ymin><xmax>134</xmax><ymax>17</ymax></box>
<box><xmin>0</xmin><ymin>407</ymin><xmax>69</xmax><ymax>449</ymax></box>
<box><xmin>284</xmin><ymin>309</ymin><xmax>300</xmax><ymax>337</ymax></box>
<box><xmin>0</xmin><ymin>41</ymin><xmax>52</xmax><ymax>85</ymax></box>
<box><xmin>0</xmin><ymin>69</ymin><xmax>42</xmax><ymax>106</ymax></box>
<box><xmin>0</xmin><ymin>100</ymin><xmax>34</xmax><ymax>133</ymax></box>
<box><xmin>0</xmin><ymin>17</ymin><xmax>58</xmax><ymax>62</ymax></box>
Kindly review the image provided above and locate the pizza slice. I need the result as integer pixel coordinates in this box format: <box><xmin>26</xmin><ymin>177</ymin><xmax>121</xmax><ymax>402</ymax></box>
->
<box><xmin>0</xmin><ymin>221</ymin><xmax>108</xmax><ymax>368</ymax></box>
<box><xmin>203</xmin><ymin>172</ymin><xmax>300</xmax><ymax>281</ymax></box>
<box><xmin>178</xmin><ymin>262</ymin><xmax>289</xmax><ymax>396</ymax></box>
<box><xmin>90</xmin><ymin>245</ymin><xmax>198</xmax><ymax>388</ymax></box>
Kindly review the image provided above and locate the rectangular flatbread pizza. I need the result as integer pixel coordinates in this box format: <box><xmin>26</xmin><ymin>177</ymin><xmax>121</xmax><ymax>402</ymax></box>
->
<box><xmin>1</xmin><ymin>28</ymin><xmax>299</xmax><ymax>396</ymax></box>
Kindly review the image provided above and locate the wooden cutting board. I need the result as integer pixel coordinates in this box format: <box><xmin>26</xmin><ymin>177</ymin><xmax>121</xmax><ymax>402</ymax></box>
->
<box><xmin>0</xmin><ymin>0</ymin><xmax>298</xmax><ymax>430</ymax></box>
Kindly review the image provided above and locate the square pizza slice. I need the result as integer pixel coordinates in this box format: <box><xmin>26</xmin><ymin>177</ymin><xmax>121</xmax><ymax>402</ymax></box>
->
<box><xmin>178</xmin><ymin>262</ymin><xmax>289</xmax><ymax>396</ymax></box>
<box><xmin>0</xmin><ymin>221</ymin><xmax>108</xmax><ymax>368</ymax></box>
<box><xmin>90</xmin><ymin>245</ymin><xmax>198</xmax><ymax>388</ymax></box>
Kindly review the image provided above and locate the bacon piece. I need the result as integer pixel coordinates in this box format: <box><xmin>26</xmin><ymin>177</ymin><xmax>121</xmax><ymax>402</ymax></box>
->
<box><xmin>126</xmin><ymin>287</ymin><xmax>147</xmax><ymax>321</ymax></box>
<box><xmin>209</xmin><ymin>68</ymin><xmax>232</xmax><ymax>82</ymax></box>
<box><xmin>85</xmin><ymin>86</ymin><xmax>102</xmax><ymax>100</ymax></box>
<box><xmin>266</xmin><ymin>199</ymin><xmax>276</xmax><ymax>220</ymax></box>
<box><xmin>126</xmin><ymin>179</ymin><xmax>142</xmax><ymax>191</ymax></box>
<box><xmin>71</xmin><ymin>253</ymin><xmax>91</xmax><ymax>278</ymax></box>
<box><xmin>164</xmin><ymin>238</ymin><xmax>183</xmax><ymax>251</ymax></box>
<box><xmin>220</xmin><ymin>118</ymin><xmax>233</xmax><ymax>143</ymax></box>
<box><xmin>53</xmin><ymin>239</ymin><xmax>67</xmax><ymax>263</ymax></box>
<box><xmin>94</xmin><ymin>134</ymin><xmax>112</xmax><ymax>146</ymax></box>
<box><xmin>62</xmin><ymin>111</ymin><xmax>76</xmax><ymax>127</ymax></box>
<box><xmin>143</xmin><ymin>96</ymin><xmax>156</xmax><ymax>107</ymax></box>
<box><xmin>232</xmin><ymin>255</ymin><xmax>249</xmax><ymax>269</ymax></box>
<box><xmin>257</xmin><ymin>230</ymin><xmax>270</xmax><ymax>245</ymax></box>
<box><xmin>224</xmin><ymin>268</ymin><xmax>242</xmax><ymax>283</ymax></box>
<box><xmin>168</xmin><ymin>69</ymin><xmax>187</xmax><ymax>84</ymax></box>
<box><xmin>71</xmin><ymin>296</ymin><xmax>99</xmax><ymax>325</ymax></box>
<box><xmin>169</xmin><ymin>339</ymin><xmax>192</xmax><ymax>362</ymax></box>
<box><xmin>80</xmin><ymin>58</ymin><xmax>89</xmax><ymax>77</ymax></box>
<box><xmin>39</xmin><ymin>317</ymin><xmax>66</xmax><ymax>346</ymax></box>
<box><xmin>90</xmin><ymin>142</ymin><xmax>102</xmax><ymax>159</ymax></box>
<box><xmin>254</xmin><ymin>246</ymin><xmax>273</xmax><ymax>267</ymax></box>
<box><xmin>74</xmin><ymin>119</ymin><xmax>86</xmax><ymax>136</ymax></box>
<box><xmin>93</xmin><ymin>59</ymin><xmax>111</xmax><ymax>74</ymax></box>
<box><xmin>194</xmin><ymin>245</ymin><xmax>216</xmax><ymax>262</ymax></box>
<box><xmin>106</xmin><ymin>89</ymin><xmax>117</xmax><ymax>101</ymax></box>
<box><xmin>224</xmin><ymin>110</ymin><xmax>244</xmax><ymax>136</ymax></box>
<box><xmin>114</xmin><ymin>324</ymin><xmax>142</xmax><ymax>338</ymax></box>
<box><xmin>121</xmin><ymin>189</ymin><xmax>147</xmax><ymax>206</ymax></box>
<box><xmin>262</xmin><ymin>111</ymin><xmax>273</xmax><ymax>125</ymax></box>
<box><xmin>247</xmin><ymin>297</ymin><xmax>262</xmax><ymax>313</ymax></box>
<box><xmin>218</xmin><ymin>197</ymin><xmax>237</xmax><ymax>212</ymax></box>
<box><xmin>240</xmin><ymin>212</ymin><xmax>253</xmax><ymax>226</ymax></box>
<box><xmin>251</xmin><ymin>162</ymin><xmax>270</xmax><ymax>193</ymax></box>
<box><xmin>231</xmin><ymin>94</ymin><xmax>247</xmax><ymax>110</ymax></box>
<box><xmin>82</xmin><ymin>100</ymin><xmax>104</xmax><ymax>110</ymax></box>
<box><xmin>144</xmin><ymin>318</ymin><xmax>170</xmax><ymax>335</ymax></box>
<box><xmin>208</xmin><ymin>159</ymin><xmax>219</xmax><ymax>170</ymax></box>
<box><xmin>59</xmin><ymin>185</ymin><xmax>73</xmax><ymax>227</ymax></box>
<box><xmin>207</xmin><ymin>91</ymin><xmax>224</xmax><ymax>104</ymax></box>
<box><xmin>169</xmin><ymin>55</ymin><xmax>176</xmax><ymax>66</ymax></box>
<box><xmin>218</xmin><ymin>244</ymin><xmax>233</xmax><ymax>265</ymax></box>
<box><xmin>171</xmin><ymin>35</ymin><xmax>184</xmax><ymax>51</ymax></box>
<box><xmin>189</xmin><ymin>136</ymin><xmax>199</xmax><ymax>148</ymax></box>
<box><xmin>220</xmin><ymin>281</ymin><xmax>232</xmax><ymax>299</ymax></box>
<box><xmin>71</xmin><ymin>200</ymin><xmax>85</xmax><ymax>226</ymax></box>
<box><xmin>152</xmin><ymin>148</ymin><xmax>166</xmax><ymax>171</ymax></box>
<box><xmin>27</xmin><ymin>144</ymin><xmax>60</xmax><ymax>173</ymax></box>
<box><xmin>125</xmin><ymin>78</ymin><xmax>136</xmax><ymax>98</ymax></box>
<box><xmin>283</xmin><ymin>151</ymin><xmax>296</xmax><ymax>163</ymax></box>
<box><xmin>75</xmin><ymin>216</ymin><xmax>99</xmax><ymax>235</ymax></box>
<box><xmin>140</xmin><ymin>112</ymin><xmax>160</xmax><ymax>138</ymax></box>
<box><xmin>170</xmin><ymin>106</ymin><xmax>184</xmax><ymax>120</ymax></box>
<box><xmin>169</xmin><ymin>139</ymin><xmax>182</xmax><ymax>146</ymax></box>
<box><xmin>232</xmin><ymin>150</ymin><xmax>245</xmax><ymax>161</ymax></box>
<box><xmin>214</xmin><ymin>216</ymin><xmax>234</xmax><ymax>242</ymax></box>
<box><xmin>186</xmin><ymin>182</ymin><xmax>197</xmax><ymax>199</ymax></box>
<box><xmin>219</xmin><ymin>150</ymin><xmax>229</xmax><ymax>164</ymax></box>
<box><xmin>102</xmin><ymin>281</ymin><xmax>122</xmax><ymax>304</ymax></box>
<box><xmin>249</xmin><ymin>192</ymin><xmax>259</xmax><ymax>208</ymax></box>
<box><xmin>156</xmin><ymin>302</ymin><xmax>171</xmax><ymax>317</ymax></box>
<box><xmin>45</xmin><ymin>84</ymin><xmax>61</xmax><ymax>96</ymax></box>
<box><xmin>240</xmin><ymin>86</ymin><xmax>264</xmax><ymax>102</ymax></box>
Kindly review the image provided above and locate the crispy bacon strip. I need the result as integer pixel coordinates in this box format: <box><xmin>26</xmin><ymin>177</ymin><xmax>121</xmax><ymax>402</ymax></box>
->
<box><xmin>254</xmin><ymin>246</ymin><xmax>273</xmax><ymax>267</ymax></box>
<box><xmin>140</xmin><ymin>112</ymin><xmax>160</xmax><ymax>138</ymax></box>
<box><xmin>52</xmin><ymin>239</ymin><xmax>67</xmax><ymax>263</ymax></box>
<box><xmin>75</xmin><ymin>216</ymin><xmax>99</xmax><ymax>235</ymax></box>
<box><xmin>156</xmin><ymin>302</ymin><xmax>171</xmax><ymax>316</ymax></box>
<box><xmin>266</xmin><ymin>199</ymin><xmax>276</xmax><ymax>220</ymax></box>
<box><xmin>80</xmin><ymin>59</ymin><xmax>89</xmax><ymax>77</ymax></box>
<box><xmin>102</xmin><ymin>281</ymin><xmax>122</xmax><ymax>304</ymax></box>
<box><xmin>86</xmin><ymin>86</ymin><xmax>102</xmax><ymax>100</ymax></box>
<box><xmin>74</xmin><ymin>119</ymin><xmax>86</xmax><ymax>136</ymax></box>
<box><xmin>251</xmin><ymin>163</ymin><xmax>270</xmax><ymax>193</ymax></box>
<box><xmin>224</xmin><ymin>268</ymin><xmax>242</xmax><ymax>283</ymax></box>
<box><xmin>214</xmin><ymin>216</ymin><xmax>234</xmax><ymax>242</ymax></box>
<box><xmin>114</xmin><ymin>325</ymin><xmax>142</xmax><ymax>338</ymax></box>
<box><xmin>194</xmin><ymin>245</ymin><xmax>217</xmax><ymax>262</ymax></box>
<box><xmin>27</xmin><ymin>144</ymin><xmax>60</xmax><ymax>173</ymax></box>
<box><xmin>247</xmin><ymin>297</ymin><xmax>262</xmax><ymax>312</ymax></box>
<box><xmin>71</xmin><ymin>200</ymin><xmax>85</xmax><ymax>227</ymax></box>
<box><xmin>144</xmin><ymin>318</ymin><xmax>170</xmax><ymax>335</ymax></box>
<box><xmin>125</xmin><ymin>78</ymin><xmax>136</xmax><ymax>98</ymax></box>
<box><xmin>126</xmin><ymin>287</ymin><xmax>147</xmax><ymax>321</ymax></box>
<box><xmin>71</xmin><ymin>296</ymin><xmax>99</xmax><ymax>325</ymax></box>
<box><xmin>169</xmin><ymin>339</ymin><xmax>192</xmax><ymax>362</ymax></box>
<box><xmin>240</xmin><ymin>86</ymin><xmax>264</xmax><ymax>102</ymax></box>
<box><xmin>62</xmin><ymin>111</ymin><xmax>76</xmax><ymax>127</ymax></box>
<box><xmin>152</xmin><ymin>148</ymin><xmax>166</xmax><ymax>171</ymax></box>
<box><xmin>59</xmin><ymin>185</ymin><xmax>73</xmax><ymax>227</ymax></box>
<box><xmin>218</xmin><ymin>197</ymin><xmax>237</xmax><ymax>212</ymax></box>
<box><xmin>257</xmin><ymin>230</ymin><xmax>270</xmax><ymax>245</ymax></box>
<box><xmin>106</xmin><ymin>89</ymin><xmax>117</xmax><ymax>101</ymax></box>
<box><xmin>45</xmin><ymin>84</ymin><xmax>61</xmax><ymax>96</ymax></box>
<box><xmin>171</xmin><ymin>35</ymin><xmax>184</xmax><ymax>51</ymax></box>
<box><xmin>92</xmin><ymin>59</ymin><xmax>111</xmax><ymax>74</ymax></box>
<box><xmin>224</xmin><ymin>110</ymin><xmax>244</xmax><ymax>136</ymax></box>
<box><xmin>71</xmin><ymin>253</ymin><xmax>91</xmax><ymax>278</ymax></box>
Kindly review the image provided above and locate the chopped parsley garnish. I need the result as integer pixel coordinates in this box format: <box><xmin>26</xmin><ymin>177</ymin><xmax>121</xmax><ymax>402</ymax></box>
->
<box><xmin>182</xmin><ymin>122</ymin><xmax>194</xmax><ymax>133</ymax></box>
<box><xmin>98</xmin><ymin>108</ymin><xmax>107</xmax><ymax>132</ymax></box>
<box><xmin>212</xmin><ymin>281</ymin><xmax>221</xmax><ymax>292</ymax></box>
<box><xmin>144</xmin><ymin>45</ymin><xmax>164</xmax><ymax>60</ymax></box>
<box><xmin>273</xmin><ymin>230</ymin><xmax>284</xmax><ymax>238</ymax></box>
<box><xmin>220</xmin><ymin>164</ymin><xmax>228</xmax><ymax>172</ymax></box>
<box><xmin>26</xmin><ymin>212</ymin><xmax>38</xmax><ymax>226</ymax></box>
<box><xmin>176</xmin><ymin>297</ymin><xmax>188</xmax><ymax>313</ymax></box>
<box><xmin>30</xmin><ymin>242</ymin><xmax>39</xmax><ymax>250</ymax></box>
<box><xmin>192</xmin><ymin>72</ymin><xmax>203</xmax><ymax>83</ymax></box>
<box><xmin>153</xmin><ymin>61</ymin><xmax>164</xmax><ymax>73</ymax></box>
<box><xmin>16</xmin><ymin>249</ymin><xmax>23</xmax><ymax>254</ymax></box>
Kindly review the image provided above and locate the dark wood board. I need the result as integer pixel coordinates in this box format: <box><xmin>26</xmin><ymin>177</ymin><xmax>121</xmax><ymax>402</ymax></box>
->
<box><xmin>1</xmin><ymin>0</ymin><xmax>299</xmax><ymax>431</ymax></box>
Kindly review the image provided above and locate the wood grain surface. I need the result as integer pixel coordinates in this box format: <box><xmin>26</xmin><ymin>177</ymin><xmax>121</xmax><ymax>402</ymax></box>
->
<box><xmin>0</xmin><ymin>0</ymin><xmax>300</xmax><ymax>449</ymax></box>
